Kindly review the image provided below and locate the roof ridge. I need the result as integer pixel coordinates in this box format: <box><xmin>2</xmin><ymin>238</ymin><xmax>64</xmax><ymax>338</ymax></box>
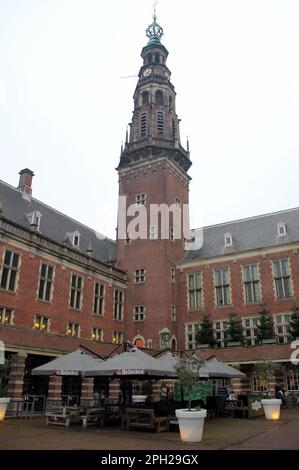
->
<box><xmin>191</xmin><ymin>206</ymin><xmax>299</xmax><ymax>232</ymax></box>
<box><xmin>0</xmin><ymin>179</ymin><xmax>115</xmax><ymax>244</ymax></box>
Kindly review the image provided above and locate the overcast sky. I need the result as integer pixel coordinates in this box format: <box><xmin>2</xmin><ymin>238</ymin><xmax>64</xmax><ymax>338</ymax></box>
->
<box><xmin>0</xmin><ymin>0</ymin><xmax>299</xmax><ymax>239</ymax></box>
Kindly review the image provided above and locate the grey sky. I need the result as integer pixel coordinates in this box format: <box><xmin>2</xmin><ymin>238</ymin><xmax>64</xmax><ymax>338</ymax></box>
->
<box><xmin>0</xmin><ymin>0</ymin><xmax>298</xmax><ymax>239</ymax></box>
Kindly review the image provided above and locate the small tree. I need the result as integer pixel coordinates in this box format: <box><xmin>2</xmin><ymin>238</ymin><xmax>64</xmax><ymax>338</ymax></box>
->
<box><xmin>174</xmin><ymin>356</ymin><xmax>205</xmax><ymax>411</ymax></box>
<box><xmin>195</xmin><ymin>314</ymin><xmax>215</xmax><ymax>347</ymax></box>
<box><xmin>255</xmin><ymin>361</ymin><xmax>282</xmax><ymax>398</ymax></box>
<box><xmin>226</xmin><ymin>313</ymin><xmax>244</xmax><ymax>344</ymax></box>
<box><xmin>257</xmin><ymin>304</ymin><xmax>275</xmax><ymax>342</ymax></box>
<box><xmin>290</xmin><ymin>304</ymin><xmax>299</xmax><ymax>340</ymax></box>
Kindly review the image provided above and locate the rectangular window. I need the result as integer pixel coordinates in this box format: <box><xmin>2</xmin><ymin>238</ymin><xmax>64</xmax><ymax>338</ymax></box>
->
<box><xmin>91</xmin><ymin>327</ymin><xmax>103</xmax><ymax>342</ymax></box>
<box><xmin>273</xmin><ymin>259</ymin><xmax>292</xmax><ymax>299</ymax></box>
<box><xmin>0</xmin><ymin>307</ymin><xmax>14</xmax><ymax>325</ymax></box>
<box><xmin>215</xmin><ymin>268</ymin><xmax>231</xmax><ymax>306</ymax></box>
<box><xmin>93</xmin><ymin>283</ymin><xmax>104</xmax><ymax>315</ymax></box>
<box><xmin>213</xmin><ymin>320</ymin><xmax>228</xmax><ymax>348</ymax></box>
<box><xmin>34</xmin><ymin>315</ymin><xmax>50</xmax><ymax>332</ymax></box>
<box><xmin>70</xmin><ymin>274</ymin><xmax>83</xmax><ymax>310</ymax></box>
<box><xmin>67</xmin><ymin>322</ymin><xmax>80</xmax><ymax>337</ymax></box>
<box><xmin>170</xmin><ymin>268</ymin><xmax>176</xmax><ymax>284</ymax></box>
<box><xmin>157</xmin><ymin>112</ymin><xmax>164</xmax><ymax>135</ymax></box>
<box><xmin>133</xmin><ymin>305</ymin><xmax>145</xmax><ymax>321</ymax></box>
<box><xmin>0</xmin><ymin>250</ymin><xmax>20</xmax><ymax>292</ymax></box>
<box><xmin>114</xmin><ymin>290</ymin><xmax>124</xmax><ymax>320</ymax></box>
<box><xmin>134</xmin><ymin>269</ymin><xmax>145</xmax><ymax>284</ymax></box>
<box><xmin>38</xmin><ymin>263</ymin><xmax>54</xmax><ymax>302</ymax></box>
<box><xmin>113</xmin><ymin>332</ymin><xmax>123</xmax><ymax>344</ymax></box>
<box><xmin>252</xmin><ymin>372</ymin><xmax>268</xmax><ymax>393</ymax></box>
<box><xmin>242</xmin><ymin>317</ymin><xmax>259</xmax><ymax>346</ymax></box>
<box><xmin>140</xmin><ymin>113</ymin><xmax>147</xmax><ymax>137</ymax></box>
<box><xmin>171</xmin><ymin>305</ymin><xmax>176</xmax><ymax>321</ymax></box>
<box><xmin>243</xmin><ymin>264</ymin><xmax>261</xmax><ymax>303</ymax></box>
<box><xmin>169</xmin><ymin>226</ymin><xmax>174</xmax><ymax>240</ymax></box>
<box><xmin>135</xmin><ymin>193</ymin><xmax>146</xmax><ymax>205</ymax></box>
<box><xmin>185</xmin><ymin>323</ymin><xmax>199</xmax><ymax>350</ymax></box>
<box><xmin>274</xmin><ymin>314</ymin><xmax>291</xmax><ymax>343</ymax></box>
<box><xmin>188</xmin><ymin>273</ymin><xmax>203</xmax><ymax>309</ymax></box>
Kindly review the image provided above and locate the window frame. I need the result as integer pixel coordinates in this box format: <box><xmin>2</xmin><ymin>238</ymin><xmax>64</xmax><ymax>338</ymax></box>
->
<box><xmin>0</xmin><ymin>249</ymin><xmax>20</xmax><ymax>293</ymax></box>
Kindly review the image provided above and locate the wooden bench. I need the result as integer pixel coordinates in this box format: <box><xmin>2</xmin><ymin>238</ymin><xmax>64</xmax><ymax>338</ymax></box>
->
<box><xmin>81</xmin><ymin>408</ymin><xmax>105</xmax><ymax>428</ymax></box>
<box><xmin>45</xmin><ymin>407</ymin><xmax>81</xmax><ymax>427</ymax></box>
<box><xmin>125</xmin><ymin>408</ymin><xmax>168</xmax><ymax>433</ymax></box>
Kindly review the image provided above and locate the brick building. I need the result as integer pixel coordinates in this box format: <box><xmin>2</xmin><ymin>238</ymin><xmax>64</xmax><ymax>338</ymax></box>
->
<box><xmin>1</xmin><ymin>15</ymin><xmax>299</xmax><ymax>401</ymax></box>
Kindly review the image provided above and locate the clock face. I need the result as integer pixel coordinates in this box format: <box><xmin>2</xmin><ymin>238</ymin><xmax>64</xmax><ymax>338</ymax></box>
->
<box><xmin>143</xmin><ymin>68</ymin><xmax>152</xmax><ymax>77</ymax></box>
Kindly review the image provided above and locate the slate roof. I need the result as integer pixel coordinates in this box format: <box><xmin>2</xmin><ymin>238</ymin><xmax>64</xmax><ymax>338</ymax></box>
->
<box><xmin>186</xmin><ymin>207</ymin><xmax>299</xmax><ymax>260</ymax></box>
<box><xmin>0</xmin><ymin>179</ymin><xmax>116</xmax><ymax>263</ymax></box>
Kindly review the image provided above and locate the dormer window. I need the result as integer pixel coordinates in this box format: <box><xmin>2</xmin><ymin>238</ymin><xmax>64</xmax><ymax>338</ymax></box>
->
<box><xmin>224</xmin><ymin>233</ymin><xmax>233</xmax><ymax>247</ymax></box>
<box><xmin>27</xmin><ymin>211</ymin><xmax>41</xmax><ymax>230</ymax></box>
<box><xmin>66</xmin><ymin>231</ymin><xmax>81</xmax><ymax>248</ymax></box>
<box><xmin>277</xmin><ymin>223</ymin><xmax>287</xmax><ymax>237</ymax></box>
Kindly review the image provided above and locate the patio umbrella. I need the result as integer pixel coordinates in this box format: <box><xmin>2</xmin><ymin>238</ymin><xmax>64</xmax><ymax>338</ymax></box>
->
<box><xmin>31</xmin><ymin>349</ymin><xmax>102</xmax><ymax>376</ymax></box>
<box><xmin>85</xmin><ymin>347</ymin><xmax>177</xmax><ymax>378</ymax></box>
<box><xmin>199</xmin><ymin>356</ymin><xmax>246</xmax><ymax>378</ymax></box>
<box><xmin>156</xmin><ymin>352</ymin><xmax>245</xmax><ymax>379</ymax></box>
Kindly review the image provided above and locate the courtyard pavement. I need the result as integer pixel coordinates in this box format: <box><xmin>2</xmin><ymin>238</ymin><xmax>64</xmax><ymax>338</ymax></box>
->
<box><xmin>0</xmin><ymin>408</ymin><xmax>299</xmax><ymax>450</ymax></box>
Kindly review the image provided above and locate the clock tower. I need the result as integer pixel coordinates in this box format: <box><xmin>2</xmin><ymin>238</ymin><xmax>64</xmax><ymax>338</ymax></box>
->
<box><xmin>116</xmin><ymin>14</ymin><xmax>192</xmax><ymax>350</ymax></box>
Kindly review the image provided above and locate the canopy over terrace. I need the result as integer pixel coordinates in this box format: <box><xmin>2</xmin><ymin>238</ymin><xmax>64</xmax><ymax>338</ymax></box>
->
<box><xmin>31</xmin><ymin>349</ymin><xmax>102</xmax><ymax>376</ymax></box>
<box><xmin>155</xmin><ymin>352</ymin><xmax>246</xmax><ymax>379</ymax></box>
<box><xmin>85</xmin><ymin>347</ymin><xmax>178</xmax><ymax>378</ymax></box>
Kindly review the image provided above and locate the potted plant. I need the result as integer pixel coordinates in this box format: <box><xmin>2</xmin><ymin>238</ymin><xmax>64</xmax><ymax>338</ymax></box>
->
<box><xmin>0</xmin><ymin>359</ymin><xmax>10</xmax><ymax>422</ymax></box>
<box><xmin>131</xmin><ymin>382</ymin><xmax>147</xmax><ymax>403</ymax></box>
<box><xmin>257</xmin><ymin>304</ymin><xmax>277</xmax><ymax>344</ymax></box>
<box><xmin>174</xmin><ymin>356</ymin><xmax>206</xmax><ymax>443</ymax></box>
<box><xmin>195</xmin><ymin>314</ymin><xmax>215</xmax><ymax>348</ymax></box>
<box><xmin>255</xmin><ymin>361</ymin><xmax>282</xmax><ymax>420</ymax></box>
<box><xmin>226</xmin><ymin>313</ymin><xmax>244</xmax><ymax>346</ymax></box>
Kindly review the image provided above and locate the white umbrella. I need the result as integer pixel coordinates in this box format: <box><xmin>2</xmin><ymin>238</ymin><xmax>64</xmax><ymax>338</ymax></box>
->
<box><xmin>86</xmin><ymin>347</ymin><xmax>177</xmax><ymax>377</ymax></box>
<box><xmin>156</xmin><ymin>352</ymin><xmax>245</xmax><ymax>379</ymax></box>
<box><xmin>31</xmin><ymin>349</ymin><xmax>102</xmax><ymax>376</ymax></box>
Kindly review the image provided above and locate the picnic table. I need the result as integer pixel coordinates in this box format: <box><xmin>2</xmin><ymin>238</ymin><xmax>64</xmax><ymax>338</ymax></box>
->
<box><xmin>45</xmin><ymin>406</ymin><xmax>82</xmax><ymax>427</ymax></box>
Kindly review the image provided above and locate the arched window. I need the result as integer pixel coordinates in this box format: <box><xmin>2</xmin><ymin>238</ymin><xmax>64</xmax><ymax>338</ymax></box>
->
<box><xmin>140</xmin><ymin>112</ymin><xmax>147</xmax><ymax>137</ymax></box>
<box><xmin>142</xmin><ymin>91</ymin><xmax>149</xmax><ymax>105</ymax></box>
<box><xmin>155</xmin><ymin>53</ymin><xmax>160</xmax><ymax>64</ymax></box>
<box><xmin>155</xmin><ymin>90</ymin><xmax>163</xmax><ymax>105</ymax></box>
<box><xmin>171</xmin><ymin>338</ymin><xmax>177</xmax><ymax>351</ymax></box>
<box><xmin>147</xmin><ymin>339</ymin><xmax>152</xmax><ymax>349</ymax></box>
<box><xmin>157</xmin><ymin>112</ymin><xmax>164</xmax><ymax>135</ymax></box>
<box><xmin>146</xmin><ymin>53</ymin><xmax>152</xmax><ymax>64</ymax></box>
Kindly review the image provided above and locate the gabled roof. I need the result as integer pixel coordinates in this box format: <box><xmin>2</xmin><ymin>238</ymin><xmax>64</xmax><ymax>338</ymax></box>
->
<box><xmin>186</xmin><ymin>207</ymin><xmax>299</xmax><ymax>260</ymax></box>
<box><xmin>0</xmin><ymin>179</ymin><xmax>116</xmax><ymax>263</ymax></box>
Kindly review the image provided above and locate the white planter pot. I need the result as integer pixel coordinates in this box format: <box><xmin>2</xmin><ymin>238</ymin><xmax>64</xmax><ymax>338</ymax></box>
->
<box><xmin>131</xmin><ymin>395</ymin><xmax>147</xmax><ymax>403</ymax></box>
<box><xmin>0</xmin><ymin>398</ymin><xmax>10</xmax><ymax>422</ymax></box>
<box><xmin>175</xmin><ymin>409</ymin><xmax>207</xmax><ymax>443</ymax></box>
<box><xmin>261</xmin><ymin>399</ymin><xmax>281</xmax><ymax>420</ymax></box>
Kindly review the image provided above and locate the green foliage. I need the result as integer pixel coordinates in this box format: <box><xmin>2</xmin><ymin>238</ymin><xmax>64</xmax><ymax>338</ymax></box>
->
<box><xmin>257</xmin><ymin>304</ymin><xmax>275</xmax><ymax>342</ymax></box>
<box><xmin>227</xmin><ymin>313</ymin><xmax>244</xmax><ymax>343</ymax></box>
<box><xmin>173</xmin><ymin>381</ymin><xmax>212</xmax><ymax>404</ymax></box>
<box><xmin>174</xmin><ymin>356</ymin><xmax>205</xmax><ymax>411</ymax></box>
<box><xmin>195</xmin><ymin>314</ymin><xmax>215</xmax><ymax>347</ymax></box>
<box><xmin>255</xmin><ymin>361</ymin><xmax>282</xmax><ymax>397</ymax></box>
<box><xmin>290</xmin><ymin>304</ymin><xmax>299</xmax><ymax>340</ymax></box>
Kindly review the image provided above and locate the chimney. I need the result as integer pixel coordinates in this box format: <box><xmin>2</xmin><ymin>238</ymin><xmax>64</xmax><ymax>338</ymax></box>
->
<box><xmin>18</xmin><ymin>169</ymin><xmax>35</xmax><ymax>196</ymax></box>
